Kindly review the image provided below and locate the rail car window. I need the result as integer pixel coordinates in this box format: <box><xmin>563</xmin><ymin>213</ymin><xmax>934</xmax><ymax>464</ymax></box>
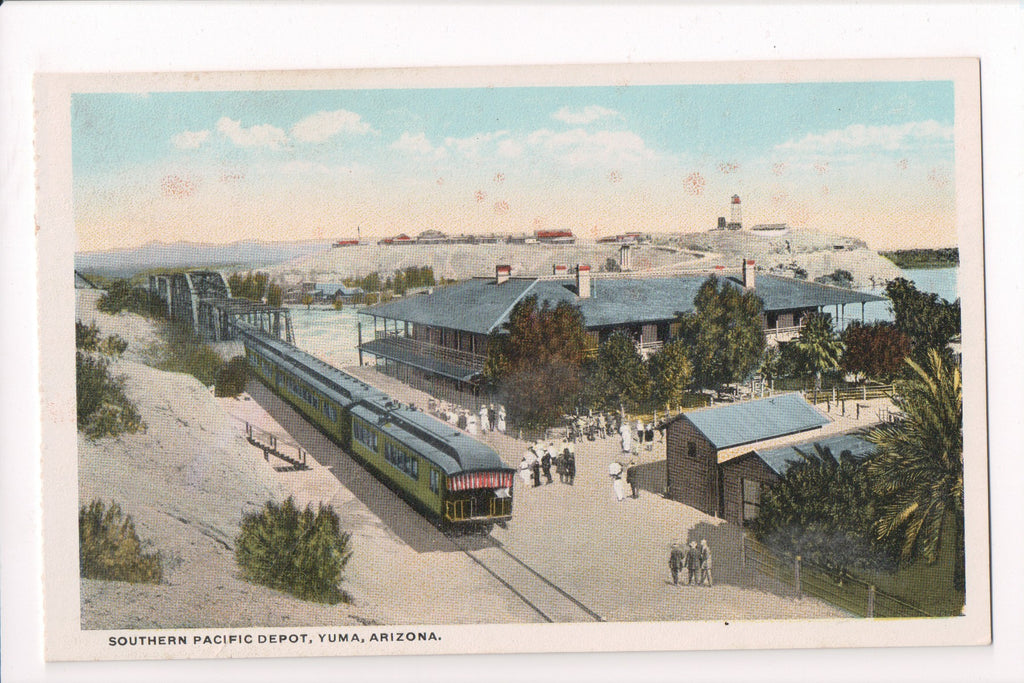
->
<box><xmin>429</xmin><ymin>468</ymin><xmax>440</xmax><ymax>494</ymax></box>
<box><xmin>353</xmin><ymin>420</ymin><xmax>378</xmax><ymax>451</ymax></box>
<box><xmin>383</xmin><ymin>441</ymin><xmax>418</xmax><ymax>480</ymax></box>
<box><xmin>325</xmin><ymin>403</ymin><xmax>337</xmax><ymax>421</ymax></box>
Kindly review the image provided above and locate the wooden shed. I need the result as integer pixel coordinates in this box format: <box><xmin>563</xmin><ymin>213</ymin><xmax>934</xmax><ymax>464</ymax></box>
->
<box><xmin>663</xmin><ymin>393</ymin><xmax>830</xmax><ymax>518</ymax></box>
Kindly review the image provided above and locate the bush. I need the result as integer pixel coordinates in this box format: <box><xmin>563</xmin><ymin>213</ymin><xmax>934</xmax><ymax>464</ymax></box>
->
<box><xmin>76</xmin><ymin>321</ymin><xmax>101</xmax><ymax>350</ymax></box>
<box><xmin>79</xmin><ymin>499</ymin><xmax>162</xmax><ymax>583</ymax></box>
<box><xmin>97</xmin><ymin>279</ymin><xmax>165</xmax><ymax>318</ymax></box>
<box><xmin>76</xmin><ymin>352</ymin><xmax>145</xmax><ymax>438</ymax></box>
<box><xmin>156</xmin><ymin>322</ymin><xmax>225</xmax><ymax>386</ymax></box>
<box><xmin>215</xmin><ymin>356</ymin><xmax>249</xmax><ymax>397</ymax></box>
<box><xmin>235</xmin><ymin>498</ymin><xmax>352</xmax><ymax>604</ymax></box>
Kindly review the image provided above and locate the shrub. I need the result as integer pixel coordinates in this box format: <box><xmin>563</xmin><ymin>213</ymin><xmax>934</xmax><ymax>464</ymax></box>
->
<box><xmin>79</xmin><ymin>499</ymin><xmax>162</xmax><ymax>583</ymax></box>
<box><xmin>76</xmin><ymin>352</ymin><xmax>145</xmax><ymax>438</ymax></box>
<box><xmin>76</xmin><ymin>321</ymin><xmax>101</xmax><ymax>350</ymax></box>
<box><xmin>156</xmin><ymin>322</ymin><xmax>225</xmax><ymax>386</ymax></box>
<box><xmin>215</xmin><ymin>355</ymin><xmax>250</xmax><ymax>397</ymax></box>
<box><xmin>235</xmin><ymin>498</ymin><xmax>352</xmax><ymax>604</ymax></box>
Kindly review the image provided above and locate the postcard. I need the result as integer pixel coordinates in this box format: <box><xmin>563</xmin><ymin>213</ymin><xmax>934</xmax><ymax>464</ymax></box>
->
<box><xmin>36</xmin><ymin>59</ymin><xmax>988</xmax><ymax>661</ymax></box>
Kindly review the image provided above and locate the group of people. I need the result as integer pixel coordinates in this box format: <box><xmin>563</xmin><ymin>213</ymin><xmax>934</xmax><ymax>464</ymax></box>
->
<box><xmin>430</xmin><ymin>401</ymin><xmax>506</xmax><ymax>436</ymax></box>
<box><xmin>520</xmin><ymin>441</ymin><xmax>576</xmax><ymax>488</ymax></box>
<box><xmin>669</xmin><ymin>539</ymin><xmax>713</xmax><ymax>587</ymax></box>
<box><xmin>619</xmin><ymin>419</ymin><xmax>656</xmax><ymax>455</ymax></box>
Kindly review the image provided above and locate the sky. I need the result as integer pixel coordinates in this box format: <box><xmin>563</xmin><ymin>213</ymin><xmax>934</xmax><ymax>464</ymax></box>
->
<box><xmin>72</xmin><ymin>80</ymin><xmax>957</xmax><ymax>251</ymax></box>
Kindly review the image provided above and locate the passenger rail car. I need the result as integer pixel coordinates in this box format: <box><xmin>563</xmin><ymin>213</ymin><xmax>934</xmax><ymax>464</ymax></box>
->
<box><xmin>235</xmin><ymin>321</ymin><xmax>514</xmax><ymax>529</ymax></box>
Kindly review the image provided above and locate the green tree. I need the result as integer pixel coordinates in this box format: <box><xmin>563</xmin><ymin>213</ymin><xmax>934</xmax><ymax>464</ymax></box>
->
<box><xmin>677</xmin><ymin>275</ymin><xmax>766</xmax><ymax>390</ymax></box>
<box><xmin>885</xmin><ymin>277</ymin><xmax>960</xmax><ymax>358</ymax></box>
<box><xmin>215</xmin><ymin>356</ymin><xmax>249</xmax><ymax>397</ymax></box>
<box><xmin>865</xmin><ymin>350</ymin><xmax>964</xmax><ymax>592</ymax></box>
<box><xmin>750</xmin><ymin>445</ymin><xmax>898</xmax><ymax>583</ymax></box>
<box><xmin>649</xmin><ymin>339</ymin><xmax>693</xmax><ymax>407</ymax></box>
<box><xmin>301</xmin><ymin>293</ymin><xmax>314</xmax><ymax>309</ymax></box>
<box><xmin>793</xmin><ymin>313</ymin><xmax>844</xmax><ymax>391</ymax></box>
<box><xmin>266</xmin><ymin>282</ymin><xmax>283</xmax><ymax>307</ymax></box>
<box><xmin>590</xmin><ymin>331</ymin><xmax>651</xmax><ymax>411</ymax></box>
<box><xmin>841</xmin><ymin>321</ymin><xmax>912</xmax><ymax>382</ymax></box>
<box><xmin>484</xmin><ymin>296</ymin><xmax>589</xmax><ymax>428</ymax></box>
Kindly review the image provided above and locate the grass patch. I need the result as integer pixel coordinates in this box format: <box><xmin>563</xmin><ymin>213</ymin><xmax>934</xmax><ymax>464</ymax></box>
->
<box><xmin>881</xmin><ymin>248</ymin><xmax>959</xmax><ymax>270</ymax></box>
<box><xmin>79</xmin><ymin>500</ymin><xmax>162</xmax><ymax>584</ymax></box>
<box><xmin>155</xmin><ymin>322</ymin><xmax>225</xmax><ymax>386</ymax></box>
<box><xmin>236</xmin><ymin>498</ymin><xmax>352</xmax><ymax>604</ymax></box>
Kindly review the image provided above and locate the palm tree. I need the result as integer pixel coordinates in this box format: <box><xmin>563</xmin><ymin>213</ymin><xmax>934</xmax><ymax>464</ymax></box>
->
<box><xmin>865</xmin><ymin>349</ymin><xmax>964</xmax><ymax>591</ymax></box>
<box><xmin>793</xmin><ymin>313</ymin><xmax>844</xmax><ymax>391</ymax></box>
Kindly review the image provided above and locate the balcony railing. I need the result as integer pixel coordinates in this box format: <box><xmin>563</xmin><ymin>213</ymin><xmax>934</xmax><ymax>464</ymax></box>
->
<box><xmin>368</xmin><ymin>331</ymin><xmax>488</xmax><ymax>372</ymax></box>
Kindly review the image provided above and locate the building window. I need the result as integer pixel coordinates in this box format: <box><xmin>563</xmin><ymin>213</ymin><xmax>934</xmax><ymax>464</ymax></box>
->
<box><xmin>687</xmin><ymin>441</ymin><xmax>697</xmax><ymax>458</ymax></box>
<box><xmin>742</xmin><ymin>478</ymin><xmax>761</xmax><ymax>523</ymax></box>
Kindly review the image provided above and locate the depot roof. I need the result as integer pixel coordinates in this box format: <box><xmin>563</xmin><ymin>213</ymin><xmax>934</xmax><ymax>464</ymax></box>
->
<box><xmin>361</xmin><ymin>272</ymin><xmax>882</xmax><ymax>335</ymax></box>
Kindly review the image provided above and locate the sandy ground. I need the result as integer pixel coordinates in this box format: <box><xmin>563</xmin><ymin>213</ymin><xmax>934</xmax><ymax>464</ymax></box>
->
<box><xmin>75</xmin><ymin>289</ymin><xmax>851</xmax><ymax>629</ymax></box>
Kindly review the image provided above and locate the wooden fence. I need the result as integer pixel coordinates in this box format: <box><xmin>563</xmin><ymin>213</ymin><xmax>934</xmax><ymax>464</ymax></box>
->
<box><xmin>804</xmin><ymin>383</ymin><xmax>895</xmax><ymax>405</ymax></box>
<box><xmin>742</xmin><ymin>534</ymin><xmax>932</xmax><ymax>618</ymax></box>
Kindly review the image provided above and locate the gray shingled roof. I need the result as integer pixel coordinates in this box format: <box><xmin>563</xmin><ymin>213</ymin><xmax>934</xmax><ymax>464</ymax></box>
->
<box><xmin>362</xmin><ymin>273</ymin><xmax>882</xmax><ymax>334</ymax></box>
<box><xmin>674</xmin><ymin>393</ymin><xmax>830</xmax><ymax>451</ymax></box>
<box><xmin>753</xmin><ymin>433</ymin><xmax>878</xmax><ymax>476</ymax></box>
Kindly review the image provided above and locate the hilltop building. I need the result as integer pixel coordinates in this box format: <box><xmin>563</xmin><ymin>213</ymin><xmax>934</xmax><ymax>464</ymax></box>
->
<box><xmin>357</xmin><ymin>259</ymin><xmax>882</xmax><ymax>406</ymax></box>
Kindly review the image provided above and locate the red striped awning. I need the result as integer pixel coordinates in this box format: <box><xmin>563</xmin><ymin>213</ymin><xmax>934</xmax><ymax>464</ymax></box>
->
<box><xmin>447</xmin><ymin>471</ymin><xmax>514</xmax><ymax>492</ymax></box>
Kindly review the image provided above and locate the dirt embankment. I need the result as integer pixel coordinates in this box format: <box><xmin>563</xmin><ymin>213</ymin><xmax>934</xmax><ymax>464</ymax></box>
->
<box><xmin>76</xmin><ymin>290</ymin><xmax>368</xmax><ymax>628</ymax></box>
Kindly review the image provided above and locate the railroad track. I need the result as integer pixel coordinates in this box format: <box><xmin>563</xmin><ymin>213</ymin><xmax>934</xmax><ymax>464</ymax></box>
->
<box><xmin>447</xmin><ymin>535</ymin><xmax>604</xmax><ymax>623</ymax></box>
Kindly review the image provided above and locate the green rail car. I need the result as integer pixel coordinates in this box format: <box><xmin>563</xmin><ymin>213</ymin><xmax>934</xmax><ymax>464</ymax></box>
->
<box><xmin>237</xmin><ymin>321</ymin><xmax>514</xmax><ymax>530</ymax></box>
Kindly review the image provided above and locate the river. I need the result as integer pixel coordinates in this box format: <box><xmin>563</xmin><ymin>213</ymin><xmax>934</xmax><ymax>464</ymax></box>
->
<box><xmin>289</xmin><ymin>267</ymin><xmax>959</xmax><ymax>364</ymax></box>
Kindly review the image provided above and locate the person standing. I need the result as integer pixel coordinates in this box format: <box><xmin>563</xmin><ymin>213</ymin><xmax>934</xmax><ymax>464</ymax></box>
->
<box><xmin>541</xmin><ymin>444</ymin><xmax>553</xmax><ymax>485</ymax></box>
<box><xmin>619</xmin><ymin>421</ymin><xmax>632</xmax><ymax>455</ymax></box>
<box><xmin>609</xmin><ymin>461</ymin><xmax>625</xmax><ymax>501</ymax></box>
<box><xmin>699</xmin><ymin>539</ymin><xmax>713</xmax><ymax>587</ymax></box>
<box><xmin>497</xmin><ymin>406</ymin><xmax>506</xmax><ymax>433</ymax></box>
<box><xmin>684</xmin><ymin>541</ymin><xmax>700</xmax><ymax>586</ymax></box>
<box><xmin>530</xmin><ymin>445</ymin><xmax>542</xmax><ymax>488</ymax></box>
<box><xmin>566</xmin><ymin>447</ymin><xmax>576</xmax><ymax>485</ymax></box>
<box><xmin>479</xmin><ymin>404</ymin><xmax>489</xmax><ymax>432</ymax></box>
<box><xmin>669</xmin><ymin>543</ymin><xmax>686</xmax><ymax>585</ymax></box>
<box><xmin>626</xmin><ymin>458</ymin><xmax>639</xmax><ymax>498</ymax></box>
<box><xmin>518</xmin><ymin>454</ymin><xmax>532</xmax><ymax>485</ymax></box>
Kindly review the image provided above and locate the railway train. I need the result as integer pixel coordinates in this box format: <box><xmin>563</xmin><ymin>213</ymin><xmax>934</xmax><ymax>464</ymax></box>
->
<box><xmin>235</xmin><ymin>320</ymin><xmax>515</xmax><ymax>531</ymax></box>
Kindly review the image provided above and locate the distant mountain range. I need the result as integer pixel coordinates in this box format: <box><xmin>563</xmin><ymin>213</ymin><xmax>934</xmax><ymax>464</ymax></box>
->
<box><xmin>75</xmin><ymin>239</ymin><xmax>332</xmax><ymax>278</ymax></box>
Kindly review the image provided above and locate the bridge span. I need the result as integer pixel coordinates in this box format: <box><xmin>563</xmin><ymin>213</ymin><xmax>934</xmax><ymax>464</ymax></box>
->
<box><xmin>148</xmin><ymin>270</ymin><xmax>294</xmax><ymax>343</ymax></box>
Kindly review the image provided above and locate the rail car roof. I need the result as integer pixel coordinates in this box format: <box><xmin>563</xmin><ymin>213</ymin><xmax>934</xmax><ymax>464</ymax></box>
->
<box><xmin>349</xmin><ymin>403</ymin><xmax>509</xmax><ymax>476</ymax></box>
<box><xmin>239</xmin><ymin>321</ymin><xmax>508</xmax><ymax>476</ymax></box>
<box><xmin>239</xmin><ymin>322</ymin><xmax>387</xmax><ymax>404</ymax></box>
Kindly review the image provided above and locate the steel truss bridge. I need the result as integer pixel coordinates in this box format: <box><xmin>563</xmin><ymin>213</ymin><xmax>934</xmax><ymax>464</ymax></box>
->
<box><xmin>148</xmin><ymin>270</ymin><xmax>294</xmax><ymax>344</ymax></box>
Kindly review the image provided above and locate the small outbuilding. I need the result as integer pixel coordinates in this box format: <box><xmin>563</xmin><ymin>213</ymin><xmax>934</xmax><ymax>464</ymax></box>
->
<box><xmin>663</xmin><ymin>393</ymin><xmax>830</xmax><ymax>518</ymax></box>
<box><xmin>719</xmin><ymin>432</ymin><xmax>877</xmax><ymax>527</ymax></box>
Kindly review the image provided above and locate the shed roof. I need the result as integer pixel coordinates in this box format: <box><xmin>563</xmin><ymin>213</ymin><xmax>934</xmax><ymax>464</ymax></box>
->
<box><xmin>362</xmin><ymin>272</ymin><xmax>882</xmax><ymax>335</ymax></box>
<box><xmin>672</xmin><ymin>393</ymin><xmax>830</xmax><ymax>451</ymax></box>
<box><xmin>752</xmin><ymin>432</ymin><xmax>878</xmax><ymax>476</ymax></box>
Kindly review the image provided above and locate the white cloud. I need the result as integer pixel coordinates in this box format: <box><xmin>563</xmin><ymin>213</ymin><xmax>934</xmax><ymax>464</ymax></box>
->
<box><xmin>291</xmin><ymin>109</ymin><xmax>374</xmax><ymax>143</ymax></box>
<box><xmin>216</xmin><ymin>117</ymin><xmax>289</xmax><ymax>150</ymax></box>
<box><xmin>497</xmin><ymin>138</ymin><xmax>524</xmax><ymax>158</ymax></box>
<box><xmin>171</xmin><ymin>129</ymin><xmax>210</xmax><ymax>150</ymax></box>
<box><xmin>552</xmin><ymin>105</ymin><xmax>621</xmax><ymax>125</ymax></box>
<box><xmin>526</xmin><ymin>128</ymin><xmax>656</xmax><ymax>166</ymax></box>
<box><xmin>776</xmin><ymin>120</ymin><xmax>954</xmax><ymax>154</ymax></box>
<box><xmin>443</xmin><ymin>131</ymin><xmax>509</xmax><ymax>158</ymax></box>
<box><xmin>390</xmin><ymin>132</ymin><xmax>444</xmax><ymax>157</ymax></box>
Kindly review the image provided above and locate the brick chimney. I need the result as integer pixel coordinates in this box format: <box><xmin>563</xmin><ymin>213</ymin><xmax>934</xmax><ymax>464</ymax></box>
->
<box><xmin>742</xmin><ymin>258</ymin><xmax>756</xmax><ymax>289</ymax></box>
<box><xmin>576</xmin><ymin>264</ymin><xmax>591</xmax><ymax>299</ymax></box>
<box><xmin>552</xmin><ymin>263</ymin><xmax>568</xmax><ymax>276</ymax></box>
<box><xmin>495</xmin><ymin>264</ymin><xmax>511</xmax><ymax>285</ymax></box>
